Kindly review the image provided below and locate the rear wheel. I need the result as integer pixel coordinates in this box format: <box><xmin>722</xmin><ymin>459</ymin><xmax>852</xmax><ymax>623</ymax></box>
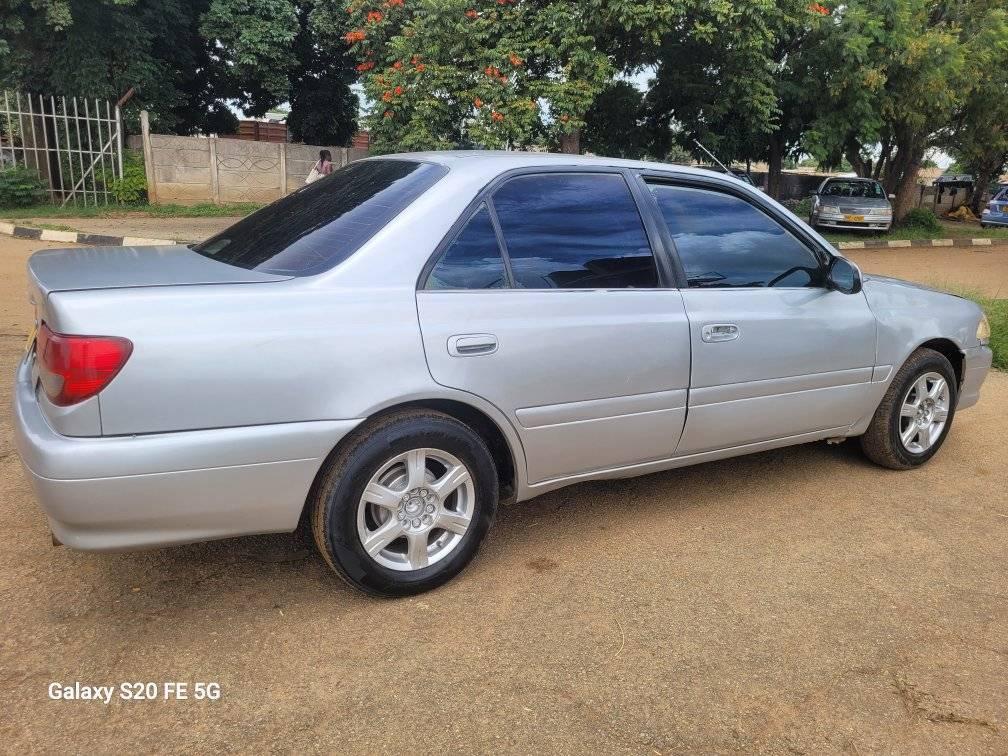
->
<box><xmin>310</xmin><ymin>409</ymin><xmax>499</xmax><ymax>596</ymax></box>
<box><xmin>860</xmin><ymin>348</ymin><xmax>957</xmax><ymax>469</ymax></box>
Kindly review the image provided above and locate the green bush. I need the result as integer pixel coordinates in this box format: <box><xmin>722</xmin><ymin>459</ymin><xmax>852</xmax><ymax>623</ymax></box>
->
<box><xmin>900</xmin><ymin>207</ymin><xmax>941</xmax><ymax>232</ymax></box>
<box><xmin>0</xmin><ymin>165</ymin><xmax>48</xmax><ymax>207</ymax></box>
<box><xmin>100</xmin><ymin>149</ymin><xmax>147</xmax><ymax>204</ymax></box>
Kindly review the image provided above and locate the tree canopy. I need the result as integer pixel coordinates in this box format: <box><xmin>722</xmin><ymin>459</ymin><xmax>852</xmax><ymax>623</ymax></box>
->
<box><xmin>2</xmin><ymin>0</ymin><xmax>1008</xmax><ymax>217</ymax></box>
<box><xmin>0</xmin><ymin>0</ymin><xmax>358</xmax><ymax>142</ymax></box>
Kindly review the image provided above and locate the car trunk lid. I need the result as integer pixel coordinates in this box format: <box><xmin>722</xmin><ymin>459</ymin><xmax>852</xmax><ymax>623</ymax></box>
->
<box><xmin>28</xmin><ymin>244</ymin><xmax>290</xmax><ymax>302</ymax></box>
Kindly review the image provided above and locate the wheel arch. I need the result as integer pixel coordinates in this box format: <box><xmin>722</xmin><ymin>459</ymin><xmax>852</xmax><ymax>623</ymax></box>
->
<box><xmin>299</xmin><ymin>395</ymin><xmax>525</xmax><ymax>535</ymax></box>
<box><xmin>916</xmin><ymin>337</ymin><xmax>964</xmax><ymax>388</ymax></box>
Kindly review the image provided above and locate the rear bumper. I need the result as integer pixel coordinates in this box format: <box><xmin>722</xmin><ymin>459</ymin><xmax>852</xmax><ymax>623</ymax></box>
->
<box><xmin>957</xmin><ymin>344</ymin><xmax>993</xmax><ymax>411</ymax></box>
<box><xmin>12</xmin><ymin>357</ymin><xmax>360</xmax><ymax>551</ymax></box>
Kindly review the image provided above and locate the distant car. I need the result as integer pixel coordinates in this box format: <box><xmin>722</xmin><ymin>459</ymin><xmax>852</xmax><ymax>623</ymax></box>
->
<box><xmin>809</xmin><ymin>177</ymin><xmax>894</xmax><ymax>232</ymax></box>
<box><xmin>981</xmin><ymin>186</ymin><xmax>1008</xmax><ymax>228</ymax></box>
<box><xmin>14</xmin><ymin>152</ymin><xmax>992</xmax><ymax>596</ymax></box>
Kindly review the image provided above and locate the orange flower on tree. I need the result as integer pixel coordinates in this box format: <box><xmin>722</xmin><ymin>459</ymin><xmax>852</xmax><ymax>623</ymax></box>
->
<box><xmin>384</xmin><ymin>0</ymin><xmax>403</xmax><ymax>6</ymax></box>
<box><xmin>394</xmin><ymin>85</ymin><xmax>404</xmax><ymax>96</ymax></box>
<box><xmin>382</xmin><ymin>90</ymin><xmax>393</xmax><ymax>102</ymax></box>
<box><xmin>393</xmin><ymin>60</ymin><xmax>403</xmax><ymax>70</ymax></box>
<box><xmin>356</xmin><ymin>61</ymin><xmax>375</xmax><ymax>72</ymax></box>
<box><xmin>508</xmin><ymin>53</ymin><xmax>522</xmax><ymax>67</ymax></box>
<box><xmin>344</xmin><ymin>29</ymin><xmax>366</xmax><ymax>43</ymax></box>
<box><xmin>384</xmin><ymin>110</ymin><xmax>394</xmax><ymax>118</ymax></box>
<box><xmin>809</xmin><ymin>2</ymin><xmax>829</xmax><ymax>14</ymax></box>
<box><xmin>485</xmin><ymin>65</ymin><xmax>501</xmax><ymax>78</ymax></box>
<box><xmin>465</xmin><ymin>9</ymin><xmax>477</xmax><ymax>18</ymax></box>
<box><xmin>491</xmin><ymin>111</ymin><xmax>504</xmax><ymax>122</ymax></box>
<box><xmin>366</xmin><ymin>10</ymin><xmax>383</xmax><ymax>22</ymax></box>
<box><xmin>473</xmin><ymin>97</ymin><xmax>483</xmax><ymax>108</ymax></box>
<box><xmin>415</xmin><ymin>63</ymin><xmax>426</xmax><ymax>72</ymax></box>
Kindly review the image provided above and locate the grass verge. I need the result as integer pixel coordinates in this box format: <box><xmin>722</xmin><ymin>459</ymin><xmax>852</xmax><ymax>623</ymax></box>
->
<box><xmin>0</xmin><ymin>202</ymin><xmax>262</xmax><ymax>220</ymax></box>
<box><xmin>823</xmin><ymin>221</ymin><xmax>1008</xmax><ymax>244</ymax></box>
<box><xmin>942</xmin><ymin>290</ymin><xmax>1007</xmax><ymax>370</ymax></box>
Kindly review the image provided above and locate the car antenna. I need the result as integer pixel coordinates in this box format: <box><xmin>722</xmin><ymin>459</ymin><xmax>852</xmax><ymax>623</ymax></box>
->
<box><xmin>693</xmin><ymin>139</ymin><xmax>732</xmax><ymax>175</ymax></box>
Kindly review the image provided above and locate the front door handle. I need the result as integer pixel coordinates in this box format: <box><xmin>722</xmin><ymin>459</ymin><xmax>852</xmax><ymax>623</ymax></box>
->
<box><xmin>448</xmin><ymin>334</ymin><xmax>498</xmax><ymax>356</ymax></box>
<box><xmin>701</xmin><ymin>323</ymin><xmax>739</xmax><ymax>343</ymax></box>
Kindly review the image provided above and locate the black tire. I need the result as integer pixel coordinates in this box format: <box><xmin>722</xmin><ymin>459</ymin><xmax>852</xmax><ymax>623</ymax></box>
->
<box><xmin>310</xmin><ymin>409</ymin><xmax>499</xmax><ymax>596</ymax></box>
<box><xmin>860</xmin><ymin>348</ymin><xmax>958</xmax><ymax>470</ymax></box>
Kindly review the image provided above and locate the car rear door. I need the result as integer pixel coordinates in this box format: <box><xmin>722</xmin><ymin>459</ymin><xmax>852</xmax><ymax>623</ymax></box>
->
<box><xmin>416</xmin><ymin>169</ymin><xmax>691</xmax><ymax>485</ymax></box>
<box><xmin>642</xmin><ymin>175</ymin><xmax>879</xmax><ymax>454</ymax></box>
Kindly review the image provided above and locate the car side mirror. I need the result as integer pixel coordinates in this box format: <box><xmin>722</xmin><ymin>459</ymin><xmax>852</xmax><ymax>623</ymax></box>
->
<box><xmin>887</xmin><ymin>193</ymin><xmax>896</xmax><ymax>200</ymax></box>
<box><xmin>826</xmin><ymin>255</ymin><xmax>862</xmax><ymax>295</ymax></box>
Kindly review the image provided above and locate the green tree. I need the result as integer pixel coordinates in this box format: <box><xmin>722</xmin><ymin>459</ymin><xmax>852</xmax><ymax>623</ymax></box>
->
<box><xmin>581</xmin><ymin>80</ymin><xmax>648</xmax><ymax>159</ymax></box>
<box><xmin>941</xmin><ymin>41</ymin><xmax>1008</xmax><ymax>214</ymax></box>
<box><xmin>806</xmin><ymin>0</ymin><xmax>1008</xmax><ymax>220</ymax></box>
<box><xmin>317</xmin><ymin>0</ymin><xmax>611</xmax><ymax>153</ymax></box>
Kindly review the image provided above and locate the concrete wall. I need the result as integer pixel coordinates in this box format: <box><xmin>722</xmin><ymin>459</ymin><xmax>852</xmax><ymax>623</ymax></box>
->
<box><xmin>135</xmin><ymin>118</ymin><xmax>368</xmax><ymax>205</ymax></box>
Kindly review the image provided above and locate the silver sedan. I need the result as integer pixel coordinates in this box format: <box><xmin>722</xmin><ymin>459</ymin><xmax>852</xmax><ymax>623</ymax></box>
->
<box><xmin>14</xmin><ymin>152</ymin><xmax>993</xmax><ymax>595</ymax></box>
<box><xmin>810</xmin><ymin>176</ymin><xmax>894</xmax><ymax>232</ymax></box>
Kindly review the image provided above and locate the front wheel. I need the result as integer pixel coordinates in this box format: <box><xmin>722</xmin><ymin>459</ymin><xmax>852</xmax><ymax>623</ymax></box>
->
<box><xmin>860</xmin><ymin>348</ymin><xmax>958</xmax><ymax>469</ymax></box>
<box><xmin>310</xmin><ymin>409</ymin><xmax>499</xmax><ymax>596</ymax></box>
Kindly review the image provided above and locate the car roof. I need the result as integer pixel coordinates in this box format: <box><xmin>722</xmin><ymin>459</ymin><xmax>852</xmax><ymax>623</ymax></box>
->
<box><xmin>370</xmin><ymin>149</ymin><xmax>745</xmax><ymax>185</ymax></box>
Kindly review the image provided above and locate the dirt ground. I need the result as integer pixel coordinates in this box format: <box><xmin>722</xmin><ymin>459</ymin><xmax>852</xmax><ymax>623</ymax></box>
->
<box><xmin>1</xmin><ymin>236</ymin><xmax>1005</xmax><ymax>754</ymax></box>
<box><xmin>846</xmin><ymin>246</ymin><xmax>1008</xmax><ymax>298</ymax></box>
<box><xmin>19</xmin><ymin>216</ymin><xmax>239</xmax><ymax>242</ymax></box>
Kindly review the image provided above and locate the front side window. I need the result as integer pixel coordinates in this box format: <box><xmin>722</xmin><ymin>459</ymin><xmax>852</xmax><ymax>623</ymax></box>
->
<box><xmin>491</xmin><ymin>173</ymin><xmax>658</xmax><ymax>289</ymax></box>
<box><xmin>425</xmin><ymin>204</ymin><xmax>508</xmax><ymax>289</ymax></box>
<box><xmin>648</xmin><ymin>183</ymin><xmax>823</xmax><ymax>288</ymax></box>
<box><xmin>194</xmin><ymin>159</ymin><xmax>446</xmax><ymax>276</ymax></box>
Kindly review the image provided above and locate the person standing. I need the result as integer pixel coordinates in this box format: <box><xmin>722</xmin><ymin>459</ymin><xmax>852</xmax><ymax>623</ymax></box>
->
<box><xmin>305</xmin><ymin>149</ymin><xmax>334</xmax><ymax>184</ymax></box>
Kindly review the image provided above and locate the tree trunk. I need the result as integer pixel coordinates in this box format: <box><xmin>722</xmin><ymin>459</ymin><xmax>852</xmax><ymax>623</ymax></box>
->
<box><xmin>969</xmin><ymin>167</ymin><xmax>995</xmax><ymax>215</ymax></box>
<box><xmin>559</xmin><ymin>130</ymin><xmax>580</xmax><ymax>154</ymax></box>
<box><xmin>886</xmin><ymin>137</ymin><xmax>925</xmax><ymax>222</ymax></box>
<box><xmin>766</xmin><ymin>131</ymin><xmax>783</xmax><ymax>200</ymax></box>
<box><xmin>845</xmin><ymin>140</ymin><xmax>871</xmax><ymax>177</ymax></box>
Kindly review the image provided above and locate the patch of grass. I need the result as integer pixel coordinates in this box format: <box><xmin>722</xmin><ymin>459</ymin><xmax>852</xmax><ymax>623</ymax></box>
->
<box><xmin>0</xmin><ymin>202</ymin><xmax>261</xmax><ymax>220</ymax></box>
<box><xmin>822</xmin><ymin>219</ymin><xmax>1008</xmax><ymax>244</ymax></box>
<box><xmin>36</xmin><ymin>222</ymin><xmax>75</xmax><ymax>232</ymax></box>
<box><xmin>143</xmin><ymin>202</ymin><xmax>263</xmax><ymax>218</ymax></box>
<box><xmin>938</xmin><ymin>288</ymin><xmax>1008</xmax><ymax>370</ymax></box>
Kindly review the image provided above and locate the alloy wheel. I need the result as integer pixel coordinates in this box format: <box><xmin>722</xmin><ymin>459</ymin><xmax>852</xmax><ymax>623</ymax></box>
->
<box><xmin>898</xmin><ymin>371</ymin><xmax>950</xmax><ymax>454</ymax></box>
<box><xmin>356</xmin><ymin>448</ymin><xmax>475</xmax><ymax>571</ymax></box>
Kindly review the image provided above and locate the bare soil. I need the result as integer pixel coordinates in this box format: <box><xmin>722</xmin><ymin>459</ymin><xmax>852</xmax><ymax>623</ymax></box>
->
<box><xmin>1</xmin><ymin>236</ymin><xmax>1005</xmax><ymax>753</ymax></box>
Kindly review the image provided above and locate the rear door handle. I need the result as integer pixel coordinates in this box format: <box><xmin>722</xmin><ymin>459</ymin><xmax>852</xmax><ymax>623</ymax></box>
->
<box><xmin>448</xmin><ymin>334</ymin><xmax>498</xmax><ymax>356</ymax></box>
<box><xmin>701</xmin><ymin>323</ymin><xmax>739</xmax><ymax>343</ymax></box>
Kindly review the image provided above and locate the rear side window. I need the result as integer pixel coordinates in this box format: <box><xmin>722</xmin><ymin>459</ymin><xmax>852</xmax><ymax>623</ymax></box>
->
<box><xmin>648</xmin><ymin>183</ymin><xmax>823</xmax><ymax>288</ymax></box>
<box><xmin>491</xmin><ymin>173</ymin><xmax>658</xmax><ymax>289</ymax></box>
<box><xmin>426</xmin><ymin>204</ymin><xmax>508</xmax><ymax>289</ymax></box>
<box><xmin>194</xmin><ymin>159</ymin><xmax>446</xmax><ymax>276</ymax></box>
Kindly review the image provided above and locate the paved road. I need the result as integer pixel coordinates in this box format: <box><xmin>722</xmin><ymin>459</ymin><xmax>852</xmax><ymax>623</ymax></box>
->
<box><xmin>1</xmin><ymin>236</ymin><xmax>1005</xmax><ymax>753</ymax></box>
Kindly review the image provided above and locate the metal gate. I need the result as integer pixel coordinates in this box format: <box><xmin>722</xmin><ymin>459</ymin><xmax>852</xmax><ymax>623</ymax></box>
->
<box><xmin>0</xmin><ymin>90</ymin><xmax>123</xmax><ymax>206</ymax></box>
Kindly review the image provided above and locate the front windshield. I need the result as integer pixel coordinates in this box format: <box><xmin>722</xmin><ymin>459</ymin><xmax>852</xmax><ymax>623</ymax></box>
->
<box><xmin>821</xmin><ymin>180</ymin><xmax>886</xmax><ymax>199</ymax></box>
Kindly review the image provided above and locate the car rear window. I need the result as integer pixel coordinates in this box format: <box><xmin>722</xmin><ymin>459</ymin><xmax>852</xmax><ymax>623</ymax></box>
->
<box><xmin>193</xmin><ymin>159</ymin><xmax>446</xmax><ymax>276</ymax></box>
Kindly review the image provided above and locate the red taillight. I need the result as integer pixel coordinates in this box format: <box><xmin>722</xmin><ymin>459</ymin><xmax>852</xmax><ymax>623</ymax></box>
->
<box><xmin>35</xmin><ymin>322</ymin><xmax>133</xmax><ymax>406</ymax></box>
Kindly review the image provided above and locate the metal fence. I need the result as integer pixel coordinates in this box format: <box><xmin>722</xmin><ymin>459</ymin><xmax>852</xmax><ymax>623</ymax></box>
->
<box><xmin>0</xmin><ymin>90</ymin><xmax>123</xmax><ymax>206</ymax></box>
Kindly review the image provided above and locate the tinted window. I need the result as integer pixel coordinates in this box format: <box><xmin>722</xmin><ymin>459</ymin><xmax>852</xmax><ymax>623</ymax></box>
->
<box><xmin>491</xmin><ymin>173</ymin><xmax>658</xmax><ymax>289</ymax></box>
<box><xmin>649</xmin><ymin>184</ymin><xmax>822</xmax><ymax>288</ymax></box>
<box><xmin>820</xmin><ymin>179</ymin><xmax>885</xmax><ymax>199</ymax></box>
<box><xmin>194</xmin><ymin>159</ymin><xmax>446</xmax><ymax>276</ymax></box>
<box><xmin>426</xmin><ymin>204</ymin><xmax>508</xmax><ymax>289</ymax></box>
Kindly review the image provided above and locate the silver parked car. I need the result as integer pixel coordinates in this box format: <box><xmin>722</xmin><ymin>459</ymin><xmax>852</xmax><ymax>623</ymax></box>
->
<box><xmin>809</xmin><ymin>176</ymin><xmax>894</xmax><ymax>232</ymax></box>
<box><xmin>14</xmin><ymin>152</ymin><xmax>992</xmax><ymax>596</ymax></box>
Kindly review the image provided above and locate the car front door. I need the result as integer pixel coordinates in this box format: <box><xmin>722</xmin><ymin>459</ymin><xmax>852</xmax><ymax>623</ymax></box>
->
<box><xmin>643</xmin><ymin>177</ymin><xmax>879</xmax><ymax>455</ymax></box>
<box><xmin>417</xmin><ymin>169</ymin><xmax>691</xmax><ymax>485</ymax></box>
